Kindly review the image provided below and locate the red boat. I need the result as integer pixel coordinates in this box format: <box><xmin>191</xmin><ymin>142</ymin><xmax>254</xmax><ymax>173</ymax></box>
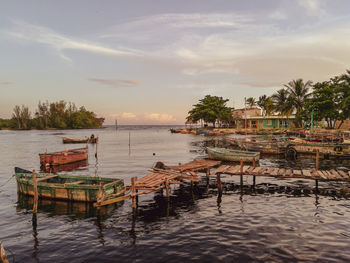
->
<box><xmin>39</xmin><ymin>147</ymin><xmax>88</xmax><ymax>168</ymax></box>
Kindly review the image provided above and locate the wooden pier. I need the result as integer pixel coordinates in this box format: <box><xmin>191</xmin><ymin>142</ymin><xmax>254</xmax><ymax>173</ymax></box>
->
<box><xmin>94</xmin><ymin>155</ymin><xmax>350</xmax><ymax>208</ymax></box>
<box><xmin>93</xmin><ymin>159</ymin><xmax>220</xmax><ymax>208</ymax></box>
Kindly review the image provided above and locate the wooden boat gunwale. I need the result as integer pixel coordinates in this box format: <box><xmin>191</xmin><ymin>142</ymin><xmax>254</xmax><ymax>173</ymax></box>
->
<box><xmin>15</xmin><ymin>170</ymin><xmax>124</xmax><ymax>202</ymax></box>
<box><xmin>207</xmin><ymin>147</ymin><xmax>260</xmax><ymax>162</ymax></box>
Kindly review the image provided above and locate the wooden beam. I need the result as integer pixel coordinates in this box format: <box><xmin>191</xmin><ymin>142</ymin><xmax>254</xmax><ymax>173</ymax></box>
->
<box><xmin>36</xmin><ymin>174</ymin><xmax>59</xmax><ymax>182</ymax></box>
<box><xmin>32</xmin><ymin>170</ymin><xmax>38</xmax><ymax>214</ymax></box>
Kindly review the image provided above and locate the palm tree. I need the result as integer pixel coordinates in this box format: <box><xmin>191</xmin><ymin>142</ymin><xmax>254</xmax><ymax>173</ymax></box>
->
<box><xmin>246</xmin><ymin>97</ymin><xmax>256</xmax><ymax>108</ymax></box>
<box><xmin>284</xmin><ymin>79</ymin><xmax>312</xmax><ymax>127</ymax></box>
<box><xmin>257</xmin><ymin>95</ymin><xmax>274</xmax><ymax>116</ymax></box>
<box><xmin>271</xmin><ymin>89</ymin><xmax>293</xmax><ymax>116</ymax></box>
<box><xmin>284</xmin><ymin>79</ymin><xmax>312</xmax><ymax>114</ymax></box>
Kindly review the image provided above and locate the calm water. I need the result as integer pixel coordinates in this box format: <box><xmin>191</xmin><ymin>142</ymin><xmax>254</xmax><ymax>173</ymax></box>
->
<box><xmin>1</xmin><ymin>126</ymin><xmax>350</xmax><ymax>263</ymax></box>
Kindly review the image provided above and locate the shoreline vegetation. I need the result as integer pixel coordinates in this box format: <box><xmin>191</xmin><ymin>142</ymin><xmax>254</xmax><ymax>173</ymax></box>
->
<box><xmin>0</xmin><ymin>100</ymin><xmax>104</xmax><ymax>130</ymax></box>
<box><xmin>186</xmin><ymin>69</ymin><xmax>350</xmax><ymax>130</ymax></box>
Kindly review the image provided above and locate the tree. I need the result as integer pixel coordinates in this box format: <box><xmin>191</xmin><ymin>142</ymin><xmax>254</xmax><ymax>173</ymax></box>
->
<box><xmin>257</xmin><ymin>95</ymin><xmax>274</xmax><ymax>116</ymax></box>
<box><xmin>284</xmin><ymin>79</ymin><xmax>312</xmax><ymax>127</ymax></box>
<box><xmin>246</xmin><ymin>97</ymin><xmax>256</xmax><ymax>108</ymax></box>
<box><xmin>271</xmin><ymin>89</ymin><xmax>293</xmax><ymax>116</ymax></box>
<box><xmin>12</xmin><ymin>105</ymin><xmax>31</xmax><ymax>129</ymax></box>
<box><xmin>187</xmin><ymin>95</ymin><xmax>233</xmax><ymax>127</ymax></box>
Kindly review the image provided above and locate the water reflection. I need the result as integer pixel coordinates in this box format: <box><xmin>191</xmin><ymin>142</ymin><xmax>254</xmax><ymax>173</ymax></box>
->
<box><xmin>40</xmin><ymin>160</ymin><xmax>88</xmax><ymax>173</ymax></box>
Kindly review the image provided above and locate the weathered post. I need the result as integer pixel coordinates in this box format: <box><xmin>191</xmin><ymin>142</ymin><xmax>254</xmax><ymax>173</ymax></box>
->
<box><xmin>216</xmin><ymin>173</ymin><xmax>222</xmax><ymax>191</ymax></box>
<box><xmin>32</xmin><ymin>170</ymin><xmax>38</xmax><ymax>214</ymax></box>
<box><xmin>315</xmin><ymin>149</ymin><xmax>319</xmax><ymax>192</ymax></box>
<box><xmin>165</xmin><ymin>178</ymin><xmax>170</xmax><ymax>197</ymax></box>
<box><xmin>0</xmin><ymin>242</ymin><xmax>9</xmax><ymax>263</ymax></box>
<box><xmin>206</xmin><ymin>168</ymin><xmax>210</xmax><ymax>179</ymax></box>
<box><xmin>253</xmin><ymin>158</ymin><xmax>256</xmax><ymax>186</ymax></box>
<box><xmin>95</xmin><ymin>140</ymin><xmax>98</xmax><ymax>159</ymax></box>
<box><xmin>131</xmin><ymin>177</ymin><xmax>137</xmax><ymax>209</ymax></box>
<box><xmin>240</xmin><ymin>158</ymin><xmax>244</xmax><ymax>187</ymax></box>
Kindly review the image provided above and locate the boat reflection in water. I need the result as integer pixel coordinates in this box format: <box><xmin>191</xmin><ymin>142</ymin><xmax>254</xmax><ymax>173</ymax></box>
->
<box><xmin>16</xmin><ymin>192</ymin><xmax>122</xmax><ymax>221</ymax></box>
<box><xmin>40</xmin><ymin>159</ymin><xmax>88</xmax><ymax>173</ymax></box>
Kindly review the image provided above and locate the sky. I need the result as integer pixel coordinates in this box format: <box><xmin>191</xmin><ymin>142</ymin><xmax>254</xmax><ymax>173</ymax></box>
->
<box><xmin>1</xmin><ymin>0</ymin><xmax>350</xmax><ymax>125</ymax></box>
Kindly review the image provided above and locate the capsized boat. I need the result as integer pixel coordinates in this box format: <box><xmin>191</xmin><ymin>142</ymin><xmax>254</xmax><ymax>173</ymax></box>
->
<box><xmin>15</xmin><ymin>167</ymin><xmax>124</xmax><ymax>202</ymax></box>
<box><xmin>206</xmin><ymin>147</ymin><xmax>260</xmax><ymax>162</ymax></box>
<box><xmin>39</xmin><ymin>146</ymin><xmax>88</xmax><ymax>168</ymax></box>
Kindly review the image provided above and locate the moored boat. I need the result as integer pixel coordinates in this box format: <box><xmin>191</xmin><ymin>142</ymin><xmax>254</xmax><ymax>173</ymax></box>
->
<box><xmin>63</xmin><ymin>135</ymin><xmax>98</xmax><ymax>144</ymax></box>
<box><xmin>39</xmin><ymin>146</ymin><xmax>88</xmax><ymax>168</ymax></box>
<box><xmin>15</xmin><ymin>167</ymin><xmax>124</xmax><ymax>202</ymax></box>
<box><xmin>207</xmin><ymin>147</ymin><xmax>260</xmax><ymax>162</ymax></box>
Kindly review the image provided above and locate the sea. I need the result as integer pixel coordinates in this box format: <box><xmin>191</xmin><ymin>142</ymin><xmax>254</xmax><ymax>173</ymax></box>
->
<box><xmin>1</xmin><ymin>125</ymin><xmax>350</xmax><ymax>262</ymax></box>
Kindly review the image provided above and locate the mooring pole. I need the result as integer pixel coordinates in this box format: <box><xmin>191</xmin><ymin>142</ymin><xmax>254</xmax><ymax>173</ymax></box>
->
<box><xmin>131</xmin><ymin>177</ymin><xmax>137</xmax><ymax>209</ymax></box>
<box><xmin>240</xmin><ymin>158</ymin><xmax>244</xmax><ymax>187</ymax></box>
<box><xmin>216</xmin><ymin>173</ymin><xmax>222</xmax><ymax>191</ymax></box>
<box><xmin>165</xmin><ymin>178</ymin><xmax>170</xmax><ymax>197</ymax></box>
<box><xmin>32</xmin><ymin>170</ymin><xmax>38</xmax><ymax>214</ymax></box>
<box><xmin>252</xmin><ymin>158</ymin><xmax>256</xmax><ymax>187</ymax></box>
<box><xmin>315</xmin><ymin>149</ymin><xmax>319</xmax><ymax>193</ymax></box>
<box><xmin>206</xmin><ymin>168</ymin><xmax>210</xmax><ymax>179</ymax></box>
<box><xmin>0</xmin><ymin>242</ymin><xmax>9</xmax><ymax>263</ymax></box>
<box><xmin>95</xmin><ymin>140</ymin><xmax>98</xmax><ymax>159</ymax></box>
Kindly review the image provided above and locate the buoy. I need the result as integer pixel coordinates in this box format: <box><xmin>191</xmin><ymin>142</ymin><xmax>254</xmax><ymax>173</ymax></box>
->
<box><xmin>153</xmin><ymin>153</ymin><xmax>156</xmax><ymax>156</ymax></box>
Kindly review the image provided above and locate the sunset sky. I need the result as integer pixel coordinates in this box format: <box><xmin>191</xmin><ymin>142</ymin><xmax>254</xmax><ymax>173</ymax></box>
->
<box><xmin>1</xmin><ymin>0</ymin><xmax>350</xmax><ymax>124</ymax></box>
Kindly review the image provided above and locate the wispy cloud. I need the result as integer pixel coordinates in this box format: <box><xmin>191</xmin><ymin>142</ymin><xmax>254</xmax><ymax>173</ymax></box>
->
<box><xmin>144</xmin><ymin>113</ymin><xmax>176</xmax><ymax>122</ymax></box>
<box><xmin>0</xmin><ymin>82</ymin><xmax>12</xmax><ymax>85</ymax></box>
<box><xmin>5</xmin><ymin>20</ymin><xmax>143</xmax><ymax>61</ymax></box>
<box><xmin>88</xmin><ymin>78</ymin><xmax>140</xmax><ymax>88</ymax></box>
<box><xmin>116</xmin><ymin>13</ymin><xmax>252</xmax><ymax>30</ymax></box>
<box><xmin>297</xmin><ymin>0</ymin><xmax>325</xmax><ymax>16</ymax></box>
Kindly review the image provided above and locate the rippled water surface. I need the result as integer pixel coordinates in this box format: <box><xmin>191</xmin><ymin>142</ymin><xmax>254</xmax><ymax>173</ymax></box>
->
<box><xmin>1</xmin><ymin>126</ymin><xmax>350</xmax><ymax>262</ymax></box>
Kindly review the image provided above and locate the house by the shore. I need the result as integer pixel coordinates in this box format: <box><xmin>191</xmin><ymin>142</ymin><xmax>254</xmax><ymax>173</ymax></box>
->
<box><xmin>232</xmin><ymin>108</ymin><xmax>295</xmax><ymax>129</ymax></box>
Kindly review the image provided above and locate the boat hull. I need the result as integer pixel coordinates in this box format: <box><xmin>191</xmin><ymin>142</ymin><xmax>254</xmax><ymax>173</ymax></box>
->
<box><xmin>207</xmin><ymin>147</ymin><xmax>260</xmax><ymax>162</ymax></box>
<box><xmin>63</xmin><ymin>137</ymin><xmax>98</xmax><ymax>144</ymax></box>
<box><xmin>15</xmin><ymin>172</ymin><xmax>124</xmax><ymax>202</ymax></box>
<box><xmin>39</xmin><ymin>147</ymin><xmax>88</xmax><ymax>167</ymax></box>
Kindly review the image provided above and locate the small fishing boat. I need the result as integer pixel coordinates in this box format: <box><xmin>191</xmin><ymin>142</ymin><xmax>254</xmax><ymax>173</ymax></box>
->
<box><xmin>39</xmin><ymin>146</ymin><xmax>88</xmax><ymax>168</ymax></box>
<box><xmin>196</xmin><ymin>129</ymin><xmax>210</xmax><ymax>135</ymax></box>
<box><xmin>207</xmin><ymin>147</ymin><xmax>260</xmax><ymax>162</ymax></box>
<box><xmin>15</xmin><ymin>167</ymin><xmax>124</xmax><ymax>202</ymax></box>
<box><xmin>63</xmin><ymin>135</ymin><xmax>98</xmax><ymax>144</ymax></box>
<box><xmin>239</xmin><ymin>140</ymin><xmax>285</xmax><ymax>155</ymax></box>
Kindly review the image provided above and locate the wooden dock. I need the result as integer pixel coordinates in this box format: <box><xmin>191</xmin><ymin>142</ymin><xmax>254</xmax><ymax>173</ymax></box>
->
<box><xmin>93</xmin><ymin>159</ymin><xmax>220</xmax><ymax>208</ymax></box>
<box><xmin>94</xmin><ymin>155</ymin><xmax>350</xmax><ymax>209</ymax></box>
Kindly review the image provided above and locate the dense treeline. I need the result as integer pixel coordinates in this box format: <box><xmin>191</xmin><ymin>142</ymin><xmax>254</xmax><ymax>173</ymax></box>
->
<box><xmin>245</xmin><ymin>69</ymin><xmax>350</xmax><ymax>129</ymax></box>
<box><xmin>0</xmin><ymin>101</ymin><xmax>104</xmax><ymax>130</ymax></box>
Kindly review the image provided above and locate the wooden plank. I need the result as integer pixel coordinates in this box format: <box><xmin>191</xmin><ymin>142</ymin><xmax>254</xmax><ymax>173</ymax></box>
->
<box><xmin>265</xmin><ymin>168</ymin><xmax>275</xmax><ymax>175</ymax></box>
<box><xmin>321</xmin><ymin>170</ymin><xmax>332</xmax><ymax>180</ymax></box>
<box><xmin>94</xmin><ymin>194</ymin><xmax>131</xmax><ymax>207</ymax></box>
<box><xmin>65</xmin><ymin>180</ymin><xmax>84</xmax><ymax>185</ymax></box>
<box><xmin>242</xmin><ymin>166</ymin><xmax>250</xmax><ymax>173</ymax></box>
<box><xmin>338</xmin><ymin>170</ymin><xmax>348</xmax><ymax>178</ymax></box>
<box><xmin>318</xmin><ymin>170</ymin><xmax>328</xmax><ymax>180</ymax></box>
<box><xmin>227</xmin><ymin>166</ymin><xmax>241</xmax><ymax>175</ymax></box>
<box><xmin>277</xmin><ymin>169</ymin><xmax>285</xmax><ymax>176</ymax></box>
<box><xmin>285</xmin><ymin>169</ymin><xmax>292</xmax><ymax>176</ymax></box>
<box><xmin>302</xmin><ymin>169</ymin><xmax>312</xmax><ymax>177</ymax></box>
<box><xmin>270</xmin><ymin>168</ymin><xmax>279</xmax><ymax>176</ymax></box>
<box><xmin>293</xmin><ymin>170</ymin><xmax>302</xmax><ymax>176</ymax></box>
<box><xmin>168</xmin><ymin>180</ymin><xmax>184</xmax><ymax>185</ymax></box>
<box><xmin>213</xmin><ymin>165</ymin><xmax>230</xmax><ymax>174</ymax></box>
<box><xmin>251</xmin><ymin>167</ymin><xmax>262</xmax><ymax>175</ymax></box>
<box><xmin>246</xmin><ymin>166</ymin><xmax>255</xmax><ymax>173</ymax></box>
<box><xmin>37</xmin><ymin>174</ymin><xmax>59</xmax><ymax>182</ymax></box>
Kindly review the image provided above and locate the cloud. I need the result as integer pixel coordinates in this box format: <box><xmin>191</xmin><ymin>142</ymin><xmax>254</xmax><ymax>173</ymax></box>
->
<box><xmin>297</xmin><ymin>0</ymin><xmax>325</xmax><ymax>16</ymax></box>
<box><xmin>88</xmin><ymin>78</ymin><xmax>140</xmax><ymax>88</ymax></box>
<box><xmin>145</xmin><ymin>113</ymin><xmax>176</xmax><ymax>122</ymax></box>
<box><xmin>116</xmin><ymin>13</ymin><xmax>252</xmax><ymax>30</ymax></box>
<box><xmin>109</xmin><ymin>112</ymin><xmax>137</xmax><ymax>119</ymax></box>
<box><xmin>5</xmin><ymin>20</ymin><xmax>143</xmax><ymax>61</ymax></box>
<box><xmin>0</xmin><ymin>82</ymin><xmax>12</xmax><ymax>85</ymax></box>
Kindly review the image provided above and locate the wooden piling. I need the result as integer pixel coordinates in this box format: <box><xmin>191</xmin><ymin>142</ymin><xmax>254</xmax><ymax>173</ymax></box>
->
<box><xmin>216</xmin><ymin>174</ymin><xmax>222</xmax><ymax>190</ymax></box>
<box><xmin>32</xmin><ymin>170</ymin><xmax>38</xmax><ymax>214</ymax></box>
<box><xmin>316</xmin><ymin>149</ymin><xmax>319</xmax><ymax>171</ymax></box>
<box><xmin>206</xmin><ymin>168</ymin><xmax>210</xmax><ymax>178</ymax></box>
<box><xmin>165</xmin><ymin>178</ymin><xmax>170</xmax><ymax>197</ymax></box>
<box><xmin>131</xmin><ymin>177</ymin><xmax>137</xmax><ymax>209</ymax></box>
<box><xmin>95</xmin><ymin>140</ymin><xmax>98</xmax><ymax>158</ymax></box>
<box><xmin>252</xmin><ymin>158</ymin><xmax>256</xmax><ymax>186</ymax></box>
<box><xmin>0</xmin><ymin>242</ymin><xmax>9</xmax><ymax>263</ymax></box>
<box><xmin>240</xmin><ymin>158</ymin><xmax>244</xmax><ymax>186</ymax></box>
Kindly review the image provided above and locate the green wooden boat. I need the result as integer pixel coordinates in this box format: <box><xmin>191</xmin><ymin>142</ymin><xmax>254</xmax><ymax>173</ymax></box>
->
<box><xmin>15</xmin><ymin>167</ymin><xmax>124</xmax><ymax>202</ymax></box>
<box><xmin>206</xmin><ymin>147</ymin><xmax>260</xmax><ymax>162</ymax></box>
